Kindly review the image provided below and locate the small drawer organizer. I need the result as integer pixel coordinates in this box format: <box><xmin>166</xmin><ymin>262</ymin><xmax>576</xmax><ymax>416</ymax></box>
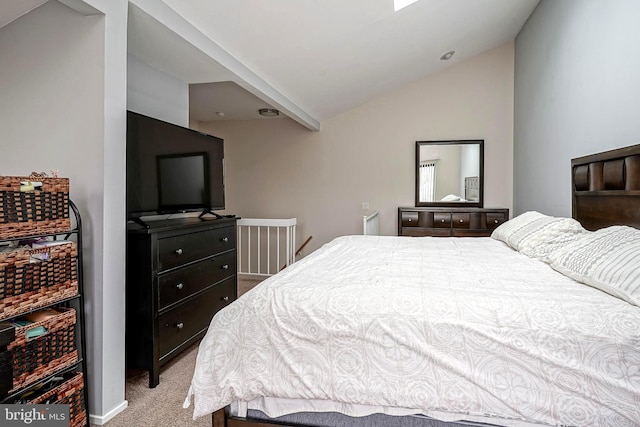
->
<box><xmin>0</xmin><ymin>241</ymin><xmax>79</xmax><ymax>321</ymax></box>
<box><xmin>0</xmin><ymin>176</ymin><xmax>88</xmax><ymax>423</ymax></box>
<box><xmin>29</xmin><ymin>371</ymin><xmax>87</xmax><ymax>427</ymax></box>
<box><xmin>0</xmin><ymin>177</ymin><xmax>70</xmax><ymax>239</ymax></box>
<box><xmin>8</xmin><ymin>307</ymin><xmax>78</xmax><ymax>392</ymax></box>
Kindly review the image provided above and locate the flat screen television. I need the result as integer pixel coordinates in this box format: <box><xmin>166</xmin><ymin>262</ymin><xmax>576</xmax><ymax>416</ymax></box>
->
<box><xmin>156</xmin><ymin>152</ymin><xmax>210</xmax><ymax>212</ymax></box>
<box><xmin>126</xmin><ymin>111</ymin><xmax>225</xmax><ymax>220</ymax></box>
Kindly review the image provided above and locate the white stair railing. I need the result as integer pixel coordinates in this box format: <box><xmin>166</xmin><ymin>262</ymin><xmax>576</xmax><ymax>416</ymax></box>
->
<box><xmin>237</xmin><ymin>218</ymin><xmax>297</xmax><ymax>277</ymax></box>
<box><xmin>363</xmin><ymin>210</ymin><xmax>380</xmax><ymax>235</ymax></box>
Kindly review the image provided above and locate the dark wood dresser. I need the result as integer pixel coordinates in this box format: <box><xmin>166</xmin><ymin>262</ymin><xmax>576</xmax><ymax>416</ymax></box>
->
<box><xmin>398</xmin><ymin>207</ymin><xmax>509</xmax><ymax>237</ymax></box>
<box><xmin>126</xmin><ymin>217</ymin><xmax>237</xmax><ymax>387</ymax></box>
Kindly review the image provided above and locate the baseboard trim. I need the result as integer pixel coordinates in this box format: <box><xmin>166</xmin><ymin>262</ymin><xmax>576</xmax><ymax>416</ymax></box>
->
<box><xmin>89</xmin><ymin>400</ymin><xmax>129</xmax><ymax>425</ymax></box>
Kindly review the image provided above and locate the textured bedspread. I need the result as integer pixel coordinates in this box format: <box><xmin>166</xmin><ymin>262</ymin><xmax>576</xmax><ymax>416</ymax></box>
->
<box><xmin>185</xmin><ymin>236</ymin><xmax>640</xmax><ymax>426</ymax></box>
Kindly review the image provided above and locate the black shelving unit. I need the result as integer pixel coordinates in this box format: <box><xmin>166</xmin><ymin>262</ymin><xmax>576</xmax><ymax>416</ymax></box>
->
<box><xmin>0</xmin><ymin>200</ymin><xmax>89</xmax><ymax>426</ymax></box>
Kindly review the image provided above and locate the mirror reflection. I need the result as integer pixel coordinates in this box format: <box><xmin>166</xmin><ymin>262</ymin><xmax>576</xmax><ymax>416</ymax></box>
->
<box><xmin>415</xmin><ymin>140</ymin><xmax>484</xmax><ymax>207</ymax></box>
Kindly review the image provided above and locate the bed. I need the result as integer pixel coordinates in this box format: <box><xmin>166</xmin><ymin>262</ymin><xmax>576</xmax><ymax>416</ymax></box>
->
<box><xmin>184</xmin><ymin>144</ymin><xmax>640</xmax><ymax>427</ymax></box>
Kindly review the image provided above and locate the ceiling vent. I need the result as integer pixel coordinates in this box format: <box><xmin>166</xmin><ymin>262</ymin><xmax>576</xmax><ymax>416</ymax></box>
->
<box><xmin>258</xmin><ymin>108</ymin><xmax>280</xmax><ymax>117</ymax></box>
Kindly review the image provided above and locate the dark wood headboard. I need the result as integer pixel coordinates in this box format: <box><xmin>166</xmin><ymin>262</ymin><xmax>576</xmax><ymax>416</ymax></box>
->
<box><xmin>572</xmin><ymin>144</ymin><xmax>640</xmax><ymax>230</ymax></box>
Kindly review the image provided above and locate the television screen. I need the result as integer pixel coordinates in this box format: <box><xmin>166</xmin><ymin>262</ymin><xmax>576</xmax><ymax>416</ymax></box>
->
<box><xmin>126</xmin><ymin>111</ymin><xmax>225</xmax><ymax>217</ymax></box>
<box><xmin>157</xmin><ymin>152</ymin><xmax>210</xmax><ymax>212</ymax></box>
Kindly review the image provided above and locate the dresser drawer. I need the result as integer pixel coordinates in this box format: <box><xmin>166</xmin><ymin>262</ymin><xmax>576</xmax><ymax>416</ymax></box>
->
<box><xmin>398</xmin><ymin>207</ymin><xmax>508</xmax><ymax>237</ymax></box>
<box><xmin>451</xmin><ymin>212</ymin><xmax>471</xmax><ymax>229</ymax></box>
<box><xmin>158</xmin><ymin>250</ymin><xmax>236</xmax><ymax>311</ymax></box>
<box><xmin>401</xmin><ymin>211</ymin><xmax>419</xmax><ymax>227</ymax></box>
<box><xmin>158</xmin><ymin>277</ymin><xmax>235</xmax><ymax>359</ymax></box>
<box><xmin>402</xmin><ymin>228</ymin><xmax>451</xmax><ymax>237</ymax></box>
<box><xmin>433</xmin><ymin>213</ymin><xmax>451</xmax><ymax>228</ymax></box>
<box><xmin>158</xmin><ymin>225</ymin><xmax>236</xmax><ymax>271</ymax></box>
<box><xmin>486</xmin><ymin>212</ymin><xmax>507</xmax><ymax>229</ymax></box>
<box><xmin>452</xmin><ymin>229</ymin><xmax>493</xmax><ymax>237</ymax></box>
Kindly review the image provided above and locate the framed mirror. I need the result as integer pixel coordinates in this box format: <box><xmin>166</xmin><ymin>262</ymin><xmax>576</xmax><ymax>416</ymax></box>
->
<box><xmin>415</xmin><ymin>140</ymin><xmax>484</xmax><ymax>207</ymax></box>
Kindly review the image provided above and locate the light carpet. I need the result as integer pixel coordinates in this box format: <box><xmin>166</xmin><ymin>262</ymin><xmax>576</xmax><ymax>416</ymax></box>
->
<box><xmin>99</xmin><ymin>277</ymin><xmax>263</xmax><ymax>427</ymax></box>
<box><xmin>101</xmin><ymin>343</ymin><xmax>208</xmax><ymax>427</ymax></box>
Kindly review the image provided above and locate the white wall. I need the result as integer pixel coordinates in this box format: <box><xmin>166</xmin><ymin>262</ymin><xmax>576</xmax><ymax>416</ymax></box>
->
<box><xmin>0</xmin><ymin>0</ymin><xmax>129</xmax><ymax>423</ymax></box>
<box><xmin>127</xmin><ymin>53</ymin><xmax>189</xmax><ymax>127</ymax></box>
<box><xmin>84</xmin><ymin>0</ymin><xmax>128</xmax><ymax>422</ymax></box>
<box><xmin>0</xmin><ymin>2</ymin><xmax>103</xmax><ymax>199</ymax></box>
<box><xmin>514</xmin><ymin>0</ymin><xmax>640</xmax><ymax>216</ymax></box>
<box><xmin>199</xmin><ymin>43</ymin><xmax>515</xmax><ymax>254</ymax></box>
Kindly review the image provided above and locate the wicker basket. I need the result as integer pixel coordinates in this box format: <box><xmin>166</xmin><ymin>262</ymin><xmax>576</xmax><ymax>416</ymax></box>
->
<box><xmin>30</xmin><ymin>372</ymin><xmax>87</xmax><ymax>427</ymax></box>
<box><xmin>0</xmin><ymin>177</ymin><xmax>70</xmax><ymax>239</ymax></box>
<box><xmin>0</xmin><ymin>242</ymin><xmax>78</xmax><ymax>321</ymax></box>
<box><xmin>8</xmin><ymin>307</ymin><xmax>78</xmax><ymax>392</ymax></box>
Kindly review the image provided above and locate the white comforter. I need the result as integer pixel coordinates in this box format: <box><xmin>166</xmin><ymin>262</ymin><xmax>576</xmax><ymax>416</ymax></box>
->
<box><xmin>185</xmin><ymin>235</ymin><xmax>640</xmax><ymax>426</ymax></box>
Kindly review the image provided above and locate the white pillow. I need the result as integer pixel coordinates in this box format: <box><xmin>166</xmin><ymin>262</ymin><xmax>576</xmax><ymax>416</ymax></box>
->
<box><xmin>517</xmin><ymin>217</ymin><xmax>587</xmax><ymax>262</ymax></box>
<box><xmin>548</xmin><ymin>226</ymin><xmax>640</xmax><ymax>307</ymax></box>
<box><xmin>491</xmin><ymin>211</ymin><xmax>587</xmax><ymax>262</ymax></box>
<box><xmin>490</xmin><ymin>211</ymin><xmax>548</xmax><ymax>249</ymax></box>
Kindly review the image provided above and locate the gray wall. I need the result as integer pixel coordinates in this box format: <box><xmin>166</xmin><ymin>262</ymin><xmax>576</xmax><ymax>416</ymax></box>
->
<box><xmin>0</xmin><ymin>0</ymin><xmax>129</xmax><ymax>422</ymax></box>
<box><xmin>127</xmin><ymin>53</ymin><xmax>189</xmax><ymax>127</ymax></box>
<box><xmin>514</xmin><ymin>0</ymin><xmax>640</xmax><ymax>216</ymax></box>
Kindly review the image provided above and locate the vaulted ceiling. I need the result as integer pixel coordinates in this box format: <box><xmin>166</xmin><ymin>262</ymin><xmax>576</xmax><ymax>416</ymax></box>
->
<box><xmin>1</xmin><ymin>0</ymin><xmax>540</xmax><ymax>130</ymax></box>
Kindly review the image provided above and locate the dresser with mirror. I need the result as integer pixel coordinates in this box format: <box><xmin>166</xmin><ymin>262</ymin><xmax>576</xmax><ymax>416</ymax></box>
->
<box><xmin>399</xmin><ymin>139</ymin><xmax>509</xmax><ymax>237</ymax></box>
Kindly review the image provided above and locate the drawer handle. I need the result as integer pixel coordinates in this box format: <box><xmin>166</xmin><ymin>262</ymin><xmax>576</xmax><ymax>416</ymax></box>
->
<box><xmin>176</xmin><ymin>283</ymin><xmax>184</xmax><ymax>290</ymax></box>
<box><xmin>222</xmin><ymin>296</ymin><xmax>229</xmax><ymax>302</ymax></box>
<box><xmin>176</xmin><ymin>322</ymin><xmax>184</xmax><ymax>329</ymax></box>
<box><xmin>494</xmin><ymin>219</ymin><xmax>499</xmax><ymax>224</ymax></box>
<box><xmin>175</xmin><ymin>248</ymin><xmax>183</xmax><ymax>255</ymax></box>
<box><xmin>222</xmin><ymin>264</ymin><xmax>229</xmax><ymax>270</ymax></box>
<box><xmin>408</xmin><ymin>218</ymin><xmax>412</xmax><ymax>222</ymax></box>
<box><xmin>459</xmin><ymin>219</ymin><xmax>464</xmax><ymax>223</ymax></box>
<box><xmin>441</xmin><ymin>219</ymin><xmax>445</xmax><ymax>223</ymax></box>
<box><xmin>221</xmin><ymin>237</ymin><xmax>229</xmax><ymax>243</ymax></box>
